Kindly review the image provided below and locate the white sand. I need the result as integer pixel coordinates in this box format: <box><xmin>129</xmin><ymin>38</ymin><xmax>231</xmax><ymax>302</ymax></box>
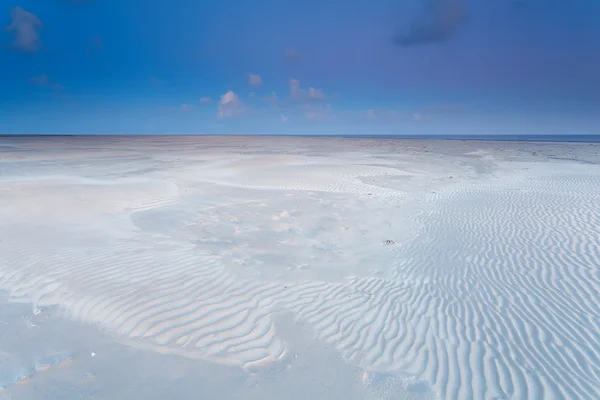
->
<box><xmin>0</xmin><ymin>136</ymin><xmax>599</xmax><ymax>399</ymax></box>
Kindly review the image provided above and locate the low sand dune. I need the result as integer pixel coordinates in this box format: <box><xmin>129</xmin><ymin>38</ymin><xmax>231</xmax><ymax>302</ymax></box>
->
<box><xmin>0</xmin><ymin>136</ymin><xmax>599</xmax><ymax>399</ymax></box>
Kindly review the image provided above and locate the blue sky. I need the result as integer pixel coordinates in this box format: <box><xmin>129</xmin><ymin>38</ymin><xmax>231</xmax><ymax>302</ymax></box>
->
<box><xmin>1</xmin><ymin>0</ymin><xmax>599</xmax><ymax>135</ymax></box>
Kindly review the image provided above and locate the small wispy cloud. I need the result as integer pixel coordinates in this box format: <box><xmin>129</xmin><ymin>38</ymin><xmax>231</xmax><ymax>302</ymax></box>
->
<box><xmin>308</xmin><ymin>87</ymin><xmax>325</xmax><ymax>100</ymax></box>
<box><xmin>289</xmin><ymin>79</ymin><xmax>327</xmax><ymax>102</ymax></box>
<box><xmin>29</xmin><ymin>74</ymin><xmax>62</xmax><ymax>91</ymax></box>
<box><xmin>217</xmin><ymin>90</ymin><xmax>245</xmax><ymax>118</ymax></box>
<box><xmin>364</xmin><ymin>109</ymin><xmax>398</xmax><ymax>120</ymax></box>
<box><xmin>4</xmin><ymin>7</ymin><xmax>42</xmax><ymax>53</ymax></box>
<box><xmin>281</xmin><ymin>114</ymin><xmax>288</xmax><ymax>123</ymax></box>
<box><xmin>392</xmin><ymin>0</ymin><xmax>468</xmax><ymax>46</ymax></box>
<box><xmin>199</xmin><ymin>97</ymin><xmax>213</xmax><ymax>104</ymax></box>
<box><xmin>180</xmin><ymin>104</ymin><xmax>195</xmax><ymax>112</ymax></box>
<box><xmin>249</xmin><ymin>73</ymin><xmax>263</xmax><ymax>87</ymax></box>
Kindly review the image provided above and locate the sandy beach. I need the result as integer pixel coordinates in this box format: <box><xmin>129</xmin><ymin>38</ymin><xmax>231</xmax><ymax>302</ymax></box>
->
<box><xmin>1</xmin><ymin>136</ymin><xmax>599</xmax><ymax>399</ymax></box>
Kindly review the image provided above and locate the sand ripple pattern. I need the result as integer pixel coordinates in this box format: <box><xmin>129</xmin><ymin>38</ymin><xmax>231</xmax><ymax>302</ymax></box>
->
<box><xmin>1</xmin><ymin>169</ymin><xmax>599</xmax><ymax>399</ymax></box>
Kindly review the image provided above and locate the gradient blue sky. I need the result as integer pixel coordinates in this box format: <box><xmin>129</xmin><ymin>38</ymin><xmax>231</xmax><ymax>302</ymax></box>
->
<box><xmin>1</xmin><ymin>0</ymin><xmax>599</xmax><ymax>135</ymax></box>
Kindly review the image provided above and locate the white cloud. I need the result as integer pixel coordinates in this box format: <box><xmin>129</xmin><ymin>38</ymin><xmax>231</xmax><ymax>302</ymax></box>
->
<box><xmin>413</xmin><ymin>113</ymin><xmax>423</xmax><ymax>121</ymax></box>
<box><xmin>308</xmin><ymin>87</ymin><xmax>325</xmax><ymax>100</ymax></box>
<box><xmin>180</xmin><ymin>104</ymin><xmax>194</xmax><ymax>112</ymax></box>
<box><xmin>220</xmin><ymin>90</ymin><xmax>240</xmax><ymax>106</ymax></box>
<box><xmin>249</xmin><ymin>73</ymin><xmax>263</xmax><ymax>87</ymax></box>
<box><xmin>217</xmin><ymin>90</ymin><xmax>244</xmax><ymax>118</ymax></box>
<box><xmin>289</xmin><ymin>79</ymin><xmax>326</xmax><ymax>102</ymax></box>
<box><xmin>199</xmin><ymin>97</ymin><xmax>212</xmax><ymax>104</ymax></box>
<box><xmin>5</xmin><ymin>7</ymin><xmax>42</xmax><ymax>52</ymax></box>
<box><xmin>281</xmin><ymin>114</ymin><xmax>288</xmax><ymax>123</ymax></box>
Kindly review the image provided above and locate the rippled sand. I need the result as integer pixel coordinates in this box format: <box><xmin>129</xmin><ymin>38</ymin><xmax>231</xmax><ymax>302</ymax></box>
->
<box><xmin>1</xmin><ymin>136</ymin><xmax>599</xmax><ymax>399</ymax></box>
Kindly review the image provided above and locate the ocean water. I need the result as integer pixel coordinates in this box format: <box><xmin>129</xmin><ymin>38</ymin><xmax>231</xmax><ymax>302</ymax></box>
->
<box><xmin>2</xmin><ymin>134</ymin><xmax>600</xmax><ymax>143</ymax></box>
<box><xmin>337</xmin><ymin>134</ymin><xmax>600</xmax><ymax>142</ymax></box>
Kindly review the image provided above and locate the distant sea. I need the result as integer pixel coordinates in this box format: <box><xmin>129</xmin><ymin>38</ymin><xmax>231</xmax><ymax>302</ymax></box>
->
<box><xmin>336</xmin><ymin>134</ymin><xmax>600</xmax><ymax>143</ymax></box>
<box><xmin>1</xmin><ymin>134</ymin><xmax>600</xmax><ymax>143</ymax></box>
